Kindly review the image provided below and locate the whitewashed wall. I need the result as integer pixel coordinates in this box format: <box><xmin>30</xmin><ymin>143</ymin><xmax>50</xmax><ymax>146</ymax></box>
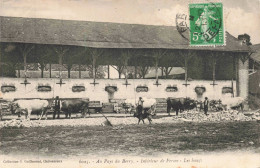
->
<box><xmin>0</xmin><ymin>78</ymin><xmax>236</xmax><ymax>102</ymax></box>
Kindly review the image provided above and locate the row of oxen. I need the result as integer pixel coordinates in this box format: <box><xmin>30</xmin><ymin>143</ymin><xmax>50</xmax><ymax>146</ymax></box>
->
<box><xmin>4</xmin><ymin>99</ymin><xmax>89</xmax><ymax>120</ymax></box>
<box><xmin>166</xmin><ymin>97</ymin><xmax>245</xmax><ymax>115</ymax></box>
<box><xmin>0</xmin><ymin>96</ymin><xmax>245</xmax><ymax>120</ymax></box>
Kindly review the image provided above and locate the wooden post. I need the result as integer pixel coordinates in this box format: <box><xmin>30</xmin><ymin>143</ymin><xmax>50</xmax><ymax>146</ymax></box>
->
<box><xmin>232</xmin><ymin>55</ymin><xmax>235</xmax><ymax>97</ymax></box>
<box><xmin>58</xmin><ymin>54</ymin><xmax>63</xmax><ymax>80</ymax></box>
<box><xmin>79</xmin><ymin>64</ymin><xmax>81</xmax><ymax>78</ymax></box>
<box><xmin>49</xmin><ymin>63</ymin><xmax>52</xmax><ymax>78</ymax></box>
<box><xmin>212</xmin><ymin>55</ymin><xmax>217</xmax><ymax>86</ymax></box>
<box><xmin>107</xmin><ymin>65</ymin><xmax>110</xmax><ymax>79</ymax></box>
<box><xmin>122</xmin><ymin>50</ymin><xmax>130</xmax><ymax>86</ymax></box>
<box><xmin>161</xmin><ymin>67</ymin><xmax>164</xmax><ymax>78</ymax></box>
<box><xmin>184</xmin><ymin>55</ymin><xmax>187</xmax><ymax>83</ymax></box>
<box><xmin>134</xmin><ymin>65</ymin><xmax>137</xmax><ymax>79</ymax></box>
<box><xmin>23</xmin><ymin>53</ymin><xmax>27</xmax><ymax>78</ymax></box>
<box><xmin>155</xmin><ymin>56</ymin><xmax>158</xmax><ymax>82</ymax></box>
<box><xmin>182</xmin><ymin>53</ymin><xmax>190</xmax><ymax>87</ymax></box>
<box><xmin>93</xmin><ymin>55</ymin><xmax>96</xmax><ymax>83</ymax></box>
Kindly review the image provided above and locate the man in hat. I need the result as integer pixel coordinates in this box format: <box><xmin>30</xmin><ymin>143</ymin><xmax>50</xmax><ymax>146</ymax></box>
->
<box><xmin>204</xmin><ymin>97</ymin><xmax>209</xmax><ymax>115</ymax></box>
<box><xmin>53</xmin><ymin>96</ymin><xmax>61</xmax><ymax>119</ymax></box>
<box><xmin>137</xmin><ymin>97</ymin><xmax>144</xmax><ymax>114</ymax></box>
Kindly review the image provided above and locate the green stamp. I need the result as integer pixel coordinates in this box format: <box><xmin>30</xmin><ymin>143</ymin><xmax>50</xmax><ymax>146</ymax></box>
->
<box><xmin>189</xmin><ymin>2</ymin><xmax>224</xmax><ymax>46</ymax></box>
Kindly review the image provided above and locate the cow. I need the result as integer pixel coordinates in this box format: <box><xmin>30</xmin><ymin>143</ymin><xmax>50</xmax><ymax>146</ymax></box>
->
<box><xmin>221</xmin><ymin>97</ymin><xmax>244</xmax><ymax>111</ymax></box>
<box><xmin>61</xmin><ymin>99</ymin><xmax>89</xmax><ymax>119</ymax></box>
<box><xmin>11</xmin><ymin>99</ymin><xmax>53</xmax><ymax>120</ymax></box>
<box><xmin>124</xmin><ymin>98</ymin><xmax>156</xmax><ymax>114</ymax></box>
<box><xmin>167</xmin><ymin>97</ymin><xmax>196</xmax><ymax>115</ymax></box>
<box><xmin>134</xmin><ymin>105</ymin><xmax>155</xmax><ymax>124</ymax></box>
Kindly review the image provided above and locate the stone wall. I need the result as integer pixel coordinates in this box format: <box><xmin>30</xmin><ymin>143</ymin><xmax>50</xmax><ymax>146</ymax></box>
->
<box><xmin>0</xmin><ymin>78</ymin><xmax>237</xmax><ymax>102</ymax></box>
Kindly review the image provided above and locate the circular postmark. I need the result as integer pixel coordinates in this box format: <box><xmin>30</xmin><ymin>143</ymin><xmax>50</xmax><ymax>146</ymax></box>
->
<box><xmin>176</xmin><ymin>13</ymin><xmax>189</xmax><ymax>40</ymax></box>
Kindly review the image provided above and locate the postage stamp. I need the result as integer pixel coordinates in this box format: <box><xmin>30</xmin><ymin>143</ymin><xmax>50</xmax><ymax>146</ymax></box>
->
<box><xmin>189</xmin><ymin>2</ymin><xmax>225</xmax><ymax>46</ymax></box>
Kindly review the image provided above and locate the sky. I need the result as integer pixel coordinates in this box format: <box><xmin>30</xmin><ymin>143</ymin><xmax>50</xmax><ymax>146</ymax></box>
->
<box><xmin>0</xmin><ymin>0</ymin><xmax>260</xmax><ymax>44</ymax></box>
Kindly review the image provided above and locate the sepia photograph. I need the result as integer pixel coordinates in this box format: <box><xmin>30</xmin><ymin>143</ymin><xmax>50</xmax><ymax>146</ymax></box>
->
<box><xmin>0</xmin><ymin>0</ymin><xmax>259</xmax><ymax>167</ymax></box>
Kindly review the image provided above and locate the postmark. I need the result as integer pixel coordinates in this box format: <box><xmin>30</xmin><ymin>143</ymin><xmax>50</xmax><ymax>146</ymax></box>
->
<box><xmin>176</xmin><ymin>13</ymin><xmax>189</xmax><ymax>40</ymax></box>
<box><xmin>189</xmin><ymin>2</ymin><xmax>225</xmax><ymax>46</ymax></box>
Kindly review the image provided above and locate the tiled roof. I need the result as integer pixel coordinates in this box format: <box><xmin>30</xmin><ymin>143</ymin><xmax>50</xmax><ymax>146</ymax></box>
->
<box><xmin>0</xmin><ymin>16</ymin><xmax>251</xmax><ymax>52</ymax></box>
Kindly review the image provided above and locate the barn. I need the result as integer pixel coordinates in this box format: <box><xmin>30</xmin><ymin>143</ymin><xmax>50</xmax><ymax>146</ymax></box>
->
<box><xmin>0</xmin><ymin>16</ymin><xmax>252</xmax><ymax>109</ymax></box>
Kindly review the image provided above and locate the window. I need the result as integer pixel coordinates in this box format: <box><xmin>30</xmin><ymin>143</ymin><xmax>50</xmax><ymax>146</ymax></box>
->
<box><xmin>166</xmin><ymin>86</ymin><xmax>178</xmax><ymax>92</ymax></box>
<box><xmin>222</xmin><ymin>87</ymin><xmax>233</xmax><ymax>94</ymax></box>
<box><xmin>1</xmin><ymin>85</ymin><xmax>16</xmax><ymax>93</ymax></box>
<box><xmin>136</xmin><ymin>86</ymin><xmax>149</xmax><ymax>92</ymax></box>
<box><xmin>38</xmin><ymin>85</ymin><xmax>52</xmax><ymax>92</ymax></box>
<box><xmin>72</xmin><ymin>86</ymin><xmax>85</xmax><ymax>92</ymax></box>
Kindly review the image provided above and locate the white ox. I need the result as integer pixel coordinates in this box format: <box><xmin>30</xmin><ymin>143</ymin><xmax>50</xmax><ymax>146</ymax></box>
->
<box><xmin>124</xmin><ymin>97</ymin><xmax>156</xmax><ymax>112</ymax></box>
<box><xmin>12</xmin><ymin>99</ymin><xmax>52</xmax><ymax>120</ymax></box>
<box><xmin>221</xmin><ymin>97</ymin><xmax>245</xmax><ymax>111</ymax></box>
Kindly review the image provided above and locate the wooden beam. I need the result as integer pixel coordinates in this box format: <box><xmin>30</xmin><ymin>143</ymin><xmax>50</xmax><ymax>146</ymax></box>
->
<box><xmin>210</xmin><ymin>54</ymin><xmax>217</xmax><ymax>86</ymax></box>
<box><xmin>107</xmin><ymin>65</ymin><xmax>110</xmax><ymax>79</ymax></box>
<box><xmin>79</xmin><ymin>64</ymin><xmax>81</xmax><ymax>79</ymax></box>
<box><xmin>134</xmin><ymin>65</ymin><xmax>137</xmax><ymax>79</ymax></box>
<box><xmin>49</xmin><ymin>63</ymin><xmax>52</xmax><ymax>78</ymax></box>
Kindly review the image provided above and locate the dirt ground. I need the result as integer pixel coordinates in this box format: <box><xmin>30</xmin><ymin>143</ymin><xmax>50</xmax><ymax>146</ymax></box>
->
<box><xmin>0</xmin><ymin>120</ymin><xmax>259</xmax><ymax>157</ymax></box>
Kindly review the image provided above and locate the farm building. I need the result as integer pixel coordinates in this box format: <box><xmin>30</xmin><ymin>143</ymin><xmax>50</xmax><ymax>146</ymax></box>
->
<box><xmin>0</xmin><ymin>16</ymin><xmax>253</xmax><ymax>108</ymax></box>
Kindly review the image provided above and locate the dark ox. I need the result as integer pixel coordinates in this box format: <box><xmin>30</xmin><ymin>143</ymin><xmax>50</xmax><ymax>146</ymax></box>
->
<box><xmin>134</xmin><ymin>105</ymin><xmax>155</xmax><ymax>124</ymax></box>
<box><xmin>61</xmin><ymin>99</ymin><xmax>89</xmax><ymax>119</ymax></box>
<box><xmin>167</xmin><ymin>98</ymin><xmax>196</xmax><ymax>115</ymax></box>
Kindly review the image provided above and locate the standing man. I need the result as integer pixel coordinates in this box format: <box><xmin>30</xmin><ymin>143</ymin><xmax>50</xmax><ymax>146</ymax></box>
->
<box><xmin>137</xmin><ymin>97</ymin><xmax>144</xmax><ymax>114</ymax></box>
<box><xmin>204</xmin><ymin>97</ymin><xmax>209</xmax><ymax>115</ymax></box>
<box><xmin>53</xmin><ymin>96</ymin><xmax>60</xmax><ymax>119</ymax></box>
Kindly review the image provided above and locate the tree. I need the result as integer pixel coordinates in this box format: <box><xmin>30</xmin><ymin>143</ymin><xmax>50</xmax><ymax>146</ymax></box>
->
<box><xmin>63</xmin><ymin>46</ymin><xmax>88</xmax><ymax>78</ymax></box>
<box><xmin>31</xmin><ymin>45</ymin><xmax>56</xmax><ymax>78</ymax></box>
<box><xmin>1</xmin><ymin>43</ymin><xmax>24</xmax><ymax>77</ymax></box>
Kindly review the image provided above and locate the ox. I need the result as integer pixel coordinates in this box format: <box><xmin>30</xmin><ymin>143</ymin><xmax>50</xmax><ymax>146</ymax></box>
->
<box><xmin>167</xmin><ymin>97</ymin><xmax>196</xmax><ymax>115</ymax></box>
<box><xmin>134</xmin><ymin>105</ymin><xmax>155</xmax><ymax>124</ymax></box>
<box><xmin>12</xmin><ymin>99</ymin><xmax>53</xmax><ymax>120</ymax></box>
<box><xmin>61</xmin><ymin>99</ymin><xmax>89</xmax><ymax>119</ymax></box>
<box><xmin>124</xmin><ymin>98</ymin><xmax>156</xmax><ymax>114</ymax></box>
<box><xmin>221</xmin><ymin>97</ymin><xmax>244</xmax><ymax>111</ymax></box>
<box><xmin>133</xmin><ymin>98</ymin><xmax>156</xmax><ymax>124</ymax></box>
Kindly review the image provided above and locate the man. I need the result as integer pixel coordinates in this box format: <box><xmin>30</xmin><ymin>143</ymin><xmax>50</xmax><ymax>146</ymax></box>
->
<box><xmin>204</xmin><ymin>97</ymin><xmax>209</xmax><ymax>115</ymax></box>
<box><xmin>53</xmin><ymin>96</ymin><xmax>60</xmax><ymax>119</ymax></box>
<box><xmin>137</xmin><ymin>97</ymin><xmax>144</xmax><ymax>114</ymax></box>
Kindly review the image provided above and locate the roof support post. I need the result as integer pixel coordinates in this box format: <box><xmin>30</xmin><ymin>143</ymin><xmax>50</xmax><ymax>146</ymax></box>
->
<box><xmin>53</xmin><ymin>46</ymin><xmax>68</xmax><ymax>86</ymax></box>
<box><xmin>78</xmin><ymin>64</ymin><xmax>81</xmax><ymax>79</ymax></box>
<box><xmin>19</xmin><ymin>44</ymin><xmax>34</xmax><ymax>86</ymax></box>
<box><xmin>89</xmin><ymin>48</ymin><xmax>103</xmax><ymax>86</ymax></box>
<box><xmin>49</xmin><ymin>63</ymin><xmax>52</xmax><ymax>78</ymax></box>
<box><xmin>182</xmin><ymin>54</ymin><xmax>190</xmax><ymax>87</ymax></box>
<box><xmin>231</xmin><ymin>55</ymin><xmax>235</xmax><ymax>97</ymax></box>
<box><xmin>210</xmin><ymin>53</ymin><xmax>218</xmax><ymax>86</ymax></box>
<box><xmin>122</xmin><ymin>50</ymin><xmax>131</xmax><ymax>86</ymax></box>
<box><xmin>107</xmin><ymin>65</ymin><xmax>110</xmax><ymax>79</ymax></box>
<box><xmin>134</xmin><ymin>65</ymin><xmax>137</xmax><ymax>79</ymax></box>
<box><xmin>180</xmin><ymin>51</ymin><xmax>194</xmax><ymax>87</ymax></box>
<box><xmin>153</xmin><ymin>49</ymin><xmax>167</xmax><ymax>86</ymax></box>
